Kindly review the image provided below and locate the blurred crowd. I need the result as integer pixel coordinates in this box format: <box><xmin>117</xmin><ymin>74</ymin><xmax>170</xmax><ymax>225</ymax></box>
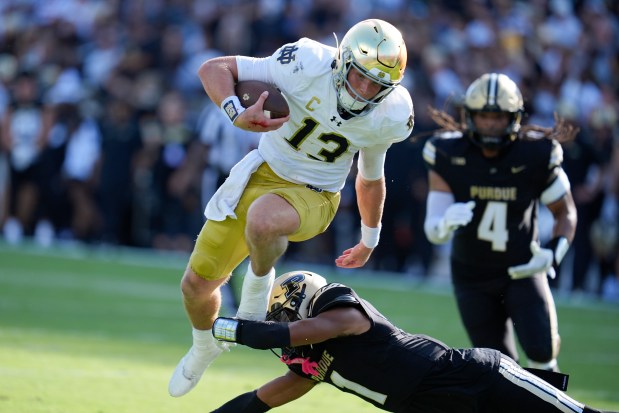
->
<box><xmin>0</xmin><ymin>0</ymin><xmax>617</xmax><ymax>301</ymax></box>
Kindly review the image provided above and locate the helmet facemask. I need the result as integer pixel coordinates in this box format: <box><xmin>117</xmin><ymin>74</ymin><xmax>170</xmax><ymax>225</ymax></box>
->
<box><xmin>463</xmin><ymin>73</ymin><xmax>524</xmax><ymax>151</ymax></box>
<box><xmin>465</xmin><ymin>110</ymin><xmax>523</xmax><ymax>151</ymax></box>
<box><xmin>332</xmin><ymin>19</ymin><xmax>406</xmax><ymax>118</ymax></box>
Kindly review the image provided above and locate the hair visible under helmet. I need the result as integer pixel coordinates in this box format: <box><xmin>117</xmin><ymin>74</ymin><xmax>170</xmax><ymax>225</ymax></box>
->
<box><xmin>420</xmin><ymin>73</ymin><xmax>578</xmax><ymax>144</ymax></box>
<box><xmin>332</xmin><ymin>19</ymin><xmax>407</xmax><ymax>118</ymax></box>
<box><xmin>462</xmin><ymin>73</ymin><xmax>524</xmax><ymax>150</ymax></box>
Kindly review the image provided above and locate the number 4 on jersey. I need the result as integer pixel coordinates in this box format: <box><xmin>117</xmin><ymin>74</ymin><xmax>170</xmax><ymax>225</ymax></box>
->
<box><xmin>477</xmin><ymin>201</ymin><xmax>508</xmax><ymax>251</ymax></box>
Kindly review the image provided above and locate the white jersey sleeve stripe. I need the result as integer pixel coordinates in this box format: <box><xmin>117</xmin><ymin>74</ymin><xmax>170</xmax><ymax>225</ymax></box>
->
<box><xmin>549</xmin><ymin>141</ymin><xmax>564</xmax><ymax>169</ymax></box>
<box><xmin>541</xmin><ymin>168</ymin><xmax>570</xmax><ymax>205</ymax></box>
<box><xmin>422</xmin><ymin>141</ymin><xmax>436</xmax><ymax>165</ymax></box>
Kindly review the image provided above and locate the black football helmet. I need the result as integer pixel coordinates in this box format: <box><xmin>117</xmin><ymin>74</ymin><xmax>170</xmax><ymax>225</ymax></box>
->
<box><xmin>463</xmin><ymin>73</ymin><xmax>524</xmax><ymax>150</ymax></box>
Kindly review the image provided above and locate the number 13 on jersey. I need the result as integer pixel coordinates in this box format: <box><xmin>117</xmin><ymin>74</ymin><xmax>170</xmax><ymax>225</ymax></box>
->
<box><xmin>285</xmin><ymin>118</ymin><xmax>350</xmax><ymax>163</ymax></box>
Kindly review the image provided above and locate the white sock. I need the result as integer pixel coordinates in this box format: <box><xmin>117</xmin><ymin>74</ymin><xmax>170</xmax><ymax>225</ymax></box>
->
<box><xmin>237</xmin><ymin>265</ymin><xmax>275</xmax><ymax>319</ymax></box>
<box><xmin>192</xmin><ymin>327</ymin><xmax>216</xmax><ymax>353</ymax></box>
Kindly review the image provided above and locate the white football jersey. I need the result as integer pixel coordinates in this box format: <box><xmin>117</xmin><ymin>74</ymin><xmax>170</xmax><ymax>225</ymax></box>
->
<box><xmin>237</xmin><ymin>37</ymin><xmax>414</xmax><ymax>192</ymax></box>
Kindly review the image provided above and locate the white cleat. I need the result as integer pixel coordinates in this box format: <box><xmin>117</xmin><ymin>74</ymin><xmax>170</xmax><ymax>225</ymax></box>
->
<box><xmin>168</xmin><ymin>342</ymin><xmax>229</xmax><ymax>397</ymax></box>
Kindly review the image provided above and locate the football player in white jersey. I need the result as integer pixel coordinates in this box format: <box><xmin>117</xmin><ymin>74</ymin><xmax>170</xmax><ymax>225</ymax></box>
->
<box><xmin>168</xmin><ymin>19</ymin><xmax>414</xmax><ymax>397</ymax></box>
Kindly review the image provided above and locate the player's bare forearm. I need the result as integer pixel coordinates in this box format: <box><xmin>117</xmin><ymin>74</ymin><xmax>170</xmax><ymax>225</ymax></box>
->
<box><xmin>198</xmin><ymin>56</ymin><xmax>238</xmax><ymax>106</ymax></box>
<box><xmin>546</xmin><ymin>192</ymin><xmax>577</xmax><ymax>242</ymax></box>
<box><xmin>356</xmin><ymin>175</ymin><xmax>385</xmax><ymax>227</ymax></box>
<box><xmin>334</xmin><ymin>175</ymin><xmax>384</xmax><ymax>268</ymax></box>
<box><xmin>257</xmin><ymin>371</ymin><xmax>316</xmax><ymax>408</ymax></box>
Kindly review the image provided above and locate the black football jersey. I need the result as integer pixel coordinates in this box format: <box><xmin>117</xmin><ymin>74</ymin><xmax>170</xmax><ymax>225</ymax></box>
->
<box><xmin>283</xmin><ymin>284</ymin><xmax>501</xmax><ymax>412</ymax></box>
<box><xmin>423</xmin><ymin>134</ymin><xmax>564</xmax><ymax>272</ymax></box>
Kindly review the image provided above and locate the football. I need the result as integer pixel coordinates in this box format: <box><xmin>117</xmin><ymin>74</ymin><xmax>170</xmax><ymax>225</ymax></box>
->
<box><xmin>235</xmin><ymin>80</ymin><xmax>290</xmax><ymax>119</ymax></box>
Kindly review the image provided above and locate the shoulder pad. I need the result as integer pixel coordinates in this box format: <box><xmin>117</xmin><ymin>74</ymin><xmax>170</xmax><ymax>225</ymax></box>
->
<box><xmin>278</xmin><ymin>38</ymin><xmax>334</xmax><ymax>73</ymax></box>
<box><xmin>371</xmin><ymin>86</ymin><xmax>415</xmax><ymax>143</ymax></box>
<box><xmin>270</xmin><ymin>38</ymin><xmax>334</xmax><ymax>94</ymax></box>
<box><xmin>307</xmin><ymin>283</ymin><xmax>359</xmax><ymax>317</ymax></box>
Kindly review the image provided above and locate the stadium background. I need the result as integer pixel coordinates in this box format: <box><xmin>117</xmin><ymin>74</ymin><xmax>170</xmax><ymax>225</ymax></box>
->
<box><xmin>1</xmin><ymin>0</ymin><xmax>618</xmax><ymax>298</ymax></box>
<box><xmin>0</xmin><ymin>0</ymin><xmax>618</xmax><ymax>411</ymax></box>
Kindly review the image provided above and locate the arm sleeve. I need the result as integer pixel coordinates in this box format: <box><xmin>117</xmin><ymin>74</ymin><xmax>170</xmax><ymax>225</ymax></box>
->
<box><xmin>358</xmin><ymin>144</ymin><xmax>390</xmax><ymax>181</ymax></box>
<box><xmin>211</xmin><ymin>390</ymin><xmax>270</xmax><ymax>413</ymax></box>
<box><xmin>236</xmin><ymin>56</ymin><xmax>274</xmax><ymax>84</ymax></box>
<box><xmin>213</xmin><ymin>318</ymin><xmax>291</xmax><ymax>349</ymax></box>
<box><xmin>424</xmin><ymin>191</ymin><xmax>455</xmax><ymax>244</ymax></box>
<box><xmin>239</xmin><ymin>320</ymin><xmax>291</xmax><ymax>350</ymax></box>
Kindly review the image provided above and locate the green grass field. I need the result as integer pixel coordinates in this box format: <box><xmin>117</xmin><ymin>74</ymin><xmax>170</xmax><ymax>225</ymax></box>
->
<box><xmin>1</xmin><ymin>243</ymin><xmax>618</xmax><ymax>413</ymax></box>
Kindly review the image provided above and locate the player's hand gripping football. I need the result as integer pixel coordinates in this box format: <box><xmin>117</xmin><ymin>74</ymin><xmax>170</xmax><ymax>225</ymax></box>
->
<box><xmin>235</xmin><ymin>91</ymin><xmax>289</xmax><ymax>132</ymax></box>
<box><xmin>437</xmin><ymin>201</ymin><xmax>475</xmax><ymax>239</ymax></box>
<box><xmin>507</xmin><ymin>241</ymin><xmax>555</xmax><ymax>280</ymax></box>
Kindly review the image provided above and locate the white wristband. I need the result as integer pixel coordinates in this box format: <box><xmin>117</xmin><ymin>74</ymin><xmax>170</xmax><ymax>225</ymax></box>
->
<box><xmin>360</xmin><ymin>222</ymin><xmax>381</xmax><ymax>248</ymax></box>
<box><xmin>220</xmin><ymin>95</ymin><xmax>245</xmax><ymax>124</ymax></box>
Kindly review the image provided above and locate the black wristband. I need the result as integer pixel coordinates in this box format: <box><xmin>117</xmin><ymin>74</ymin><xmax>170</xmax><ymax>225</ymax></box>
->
<box><xmin>237</xmin><ymin>320</ymin><xmax>291</xmax><ymax>350</ymax></box>
<box><xmin>211</xmin><ymin>390</ymin><xmax>270</xmax><ymax>413</ymax></box>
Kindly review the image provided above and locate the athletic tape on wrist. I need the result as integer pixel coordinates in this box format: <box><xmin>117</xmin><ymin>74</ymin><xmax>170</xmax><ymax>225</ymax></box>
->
<box><xmin>212</xmin><ymin>317</ymin><xmax>240</xmax><ymax>342</ymax></box>
<box><xmin>361</xmin><ymin>222</ymin><xmax>381</xmax><ymax>248</ymax></box>
<box><xmin>221</xmin><ymin>95</ymin><xmax>245</xmax><ymax>124</ymax></box>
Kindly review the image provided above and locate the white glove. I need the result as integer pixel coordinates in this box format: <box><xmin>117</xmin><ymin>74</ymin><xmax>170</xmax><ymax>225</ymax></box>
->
<box><xmin>508</xmin><ymin>241</ymin><xmax>555</xmax><ymax>280</ymax></box>
<box><xmin>437</xmin><ymin>201</ymin><xmax>476</xmax><ymax>239</ymax></box>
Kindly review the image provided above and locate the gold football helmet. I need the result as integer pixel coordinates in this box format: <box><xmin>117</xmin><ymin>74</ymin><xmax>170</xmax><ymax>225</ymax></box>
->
<box><xmin>266</xmin><ymin>271</ymin><xmax>327</xmax><ymax>322</ymax></box>
<box><xmin>333</xmin><ymin>19</ymin><xmax>407</xmax><ymax>117</ymax></box>
<box><xmin>463</xmin><ymin>73</ymin><xmax>524</xmax><ymax>150</ymax></box>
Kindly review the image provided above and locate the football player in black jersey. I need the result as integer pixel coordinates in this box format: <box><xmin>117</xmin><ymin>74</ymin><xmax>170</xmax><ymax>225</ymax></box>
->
<box><xmin>422</xmin><ymin>73</ymin><xmax>578</xmax><ymax>372</ymax></box>
<box><xmin>209</xmin><ymin>271</ymin><xmax>614</xmax><ymax>413</ymax></box>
